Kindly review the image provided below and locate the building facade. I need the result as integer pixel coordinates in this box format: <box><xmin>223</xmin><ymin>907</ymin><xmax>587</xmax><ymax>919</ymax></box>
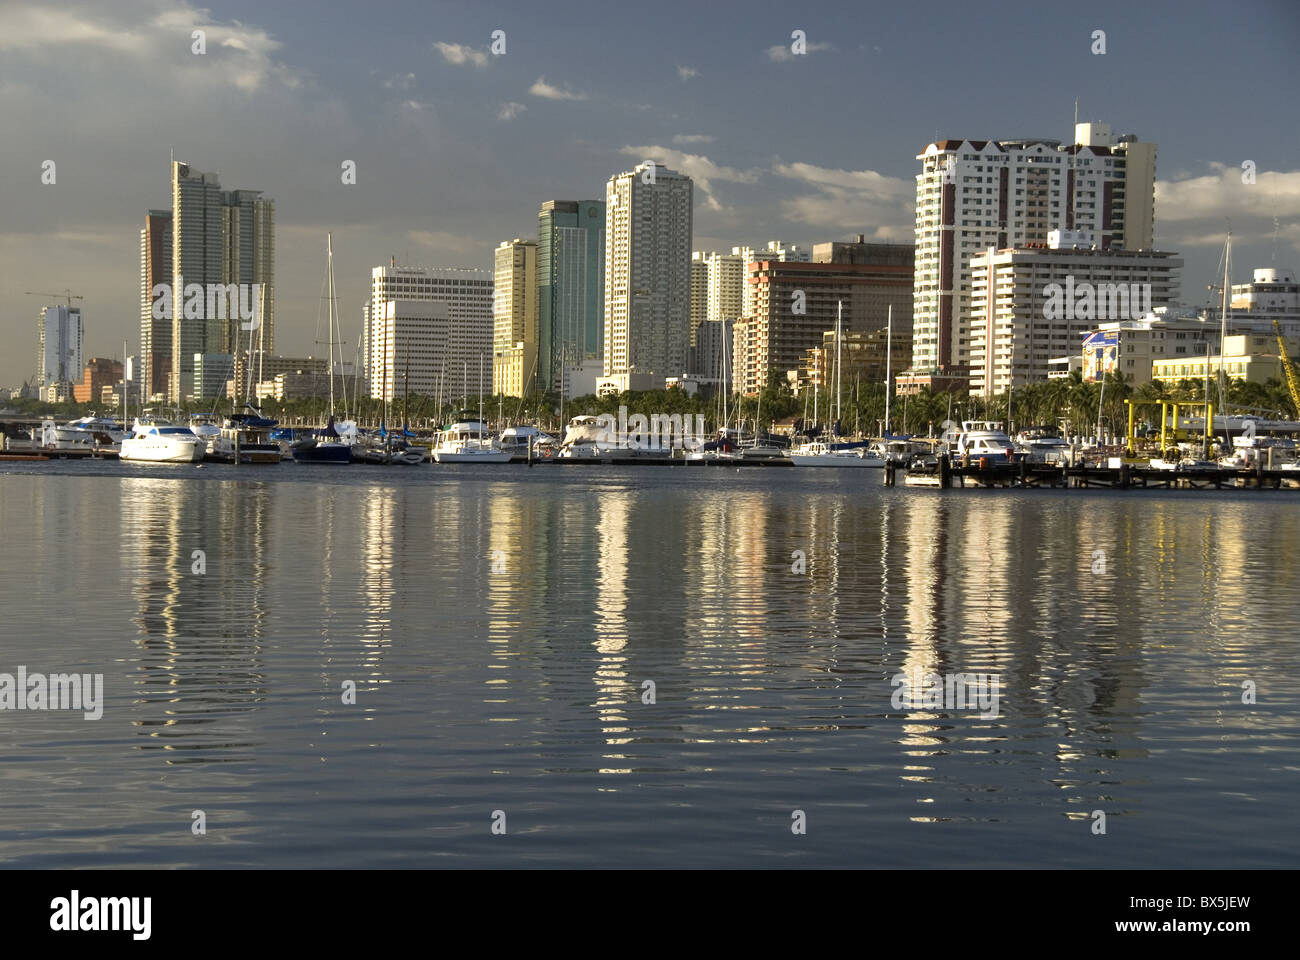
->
<box><xmin>166</xmin><ymin>161</ymin><xmax>275</xmax><ymax>403</ymax></box>
<box><xmin>492</xmin><ymin>239</ymin><xmax>539</xmax><ymax>398</ymax></box>
<box><xmin>35</xmin><ymin>305</ymin><xmax>83</xmax><ymax>392</ymax></box>
<box><xmin>73</xmin><ymin>358</ymin><xmax>123</xmax><ymax>405</ymax></box>
<box><xmin>966</xmin><ymin>233</ymin><xmax>1181</xmax><ymax>395</ymax></box>
<box><xmin>910</xmin><ymin>122</ymin><xmax>1157</xmax><ymax>388</ymax></box>
<box><xmin>537</xmin><ymin>200</ymin><xmax>604</xmax><ymax>394</ymax></box>
<box><xmin>364</xmin><ymin>265</ymin><xmax>494</xmax><ymax>402</ymax></box>
<box><xmin>733</xmin><ymin>241</ymin><xmax>913</xmax><ymax>396</ymax></box>
<box><xmin>604</xmin><ymin>163</ymin><xmax>693</xmax><ymax>385</ymax></box>
<box><xmin>139</xmin><ymin>209</ymin><xmax>172</xmax><ymax>402</ymax></box>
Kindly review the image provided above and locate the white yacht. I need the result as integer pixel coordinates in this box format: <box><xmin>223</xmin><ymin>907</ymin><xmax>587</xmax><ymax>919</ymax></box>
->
<box><xmin>433</xmin><ymin>418</ymin><xmax>511</xmax><ymax>463</ymax></box>
<box><xmin>52</xmin><ymin>416</ymin><xmax>128</xmax><ymax>451</ymax></box>
<box><xmin>119</xmin><ymin>418</ymin><xmax>207</xmax><ymax>463</ymax></box>
<box><xmin>789</xmin><ymin>440</ymin><xmax>884</xmax><ymax>467</ymax></box>
<box><xmin>558</xmin><ymin>415</ymin><xmax>635</xmax><ymax>460</ymax></box>
<box><xmin>498</xmin><ymin>425</ymin><xmax>558</xmax><ymax>461</ymax></box>
<box><xmin>1016</xmin><ymin>427</ymin><xmax>1073</xmax><ymax>465</ymax></box>
<box><xmin>953</xmin><ymin>421</ymin><xmax>1017</xmax><ymax>463</ymax></box>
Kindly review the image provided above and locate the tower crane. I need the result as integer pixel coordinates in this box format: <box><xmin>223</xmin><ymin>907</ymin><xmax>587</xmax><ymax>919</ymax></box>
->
<box><xmin>1273</xmin><ymin>317</ymin><xmax>1300</xmax><ymax>418</ymax></box>
<box><xmin>25</xmin><ymin>289</ymin><xmax>84</xmax><ymax>309</ymax></box>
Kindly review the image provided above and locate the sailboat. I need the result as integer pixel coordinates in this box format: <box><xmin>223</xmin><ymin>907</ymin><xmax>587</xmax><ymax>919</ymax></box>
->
<box><xmin>293</xmin><ymin>233</ymin><xmax>354</xmax><ymax>463</ymax></box>
<box><xmin>432</xmin><ymin>355</ymin><xmax>511</xmax><ymax>463</ymax></box>
<box><xmin>790</xmin><ymin>301</ymin><xmax>884</xmax><ymax>467</ymax></box>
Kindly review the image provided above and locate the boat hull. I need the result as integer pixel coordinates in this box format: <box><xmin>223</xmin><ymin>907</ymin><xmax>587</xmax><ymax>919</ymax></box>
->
<box><xmin>292</xmin><ymin>442</ymin><xmax>353</xmax><ymax>464</ymax></box>
<box><xmin>120</xmin><ymin>438</ymin><xmax>206</xmax><ymax>463</ymax></box>
<box><xmin>433</xmin><ymin>450</ymin><xmax>512</xmax><ymax>463</ymax></box>
<box><xmin>790</xmin><ymin>454</ymin><xmax>884</xmax><ymax>467</ymax></box>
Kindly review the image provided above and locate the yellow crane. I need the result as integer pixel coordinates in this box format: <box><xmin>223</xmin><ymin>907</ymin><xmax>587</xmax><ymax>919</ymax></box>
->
<box><xmin>1273</xmin><ymin>317</ymin><xmax>1300</xmax><ymax>417</ymax></box>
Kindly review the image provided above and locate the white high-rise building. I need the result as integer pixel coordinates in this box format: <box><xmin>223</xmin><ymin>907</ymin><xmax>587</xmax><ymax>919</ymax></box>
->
<box><xmin>604</xmin><ymin>163</ymin><xmax>693</xmax><ymax>387</ymax></box>
<box><xmin>364</xmin><ymin>265</ymin><xmax>494</xmax><ymax>402</ymax></box>
<box><xmin>968</xmin><ymin>231</ymin><xmax>1181</xmax><ymax>395</ymax></box>
<box><xmin>35</xmin><ymin>305</ymin><xmax>83</xmax><ymax>390</ymax></box>
<box><xmin>908</xmin><ymin>122</ymin><xmax>1157</xmax><ymax>389</ymax></box>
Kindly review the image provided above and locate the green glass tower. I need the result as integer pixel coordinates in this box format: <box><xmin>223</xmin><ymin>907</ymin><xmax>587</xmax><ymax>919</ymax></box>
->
<box><xmin>537</xmin><ymin>200</ymin><xmax>604</xmax><ymax>393</ymax></box>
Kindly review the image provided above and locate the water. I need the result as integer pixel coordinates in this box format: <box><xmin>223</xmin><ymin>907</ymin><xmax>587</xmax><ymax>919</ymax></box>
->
<box><xmin>1</xmin><ymin>460</ymin><xmax>1296</xmax><ymax>868</ymax></box>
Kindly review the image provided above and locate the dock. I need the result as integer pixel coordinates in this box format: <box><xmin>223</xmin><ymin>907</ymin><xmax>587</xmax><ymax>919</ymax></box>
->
<box><xmin>887</xmin><ymin>457</ymin><xmax>1299</xmax><ymax>490</ymax></box>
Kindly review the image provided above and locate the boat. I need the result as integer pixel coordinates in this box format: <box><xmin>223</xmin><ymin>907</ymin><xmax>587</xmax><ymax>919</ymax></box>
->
<box><xmin>559</xmin><ymin>415</ymin><xmax>635</xmax><ymax>460</ymax></box>
<box><xmin>498</xmin><ymin>425</ymin><xmax>558</xmax><ymax>461</ymax></box>
<box><xmin>953</xmin><ymin>421</ymin><xmax>1018</xmax><ymax>463</ymax></box>
<box><xmin>869</xmin><ymin>436</ymin><xmax>933</xmax><ymax>466</ymax></box>
<box><xmin>119</xmin><ymin>417</ymin><xmax>207</xmax><ymax>463</ymax></box>
<box><xmin>208</xmin><ymin>410</ymin><xmax>283</xmax><ymax>464</ymax></box>
<box><xmin>52</xmin><ymin>416</ymin><xmax>127</xmax><ymax>451</ymax></box>
<box><xmin>1017</xmin><ymin>426</ymin><xmax>1074</xmax><ymax>465</ymax></box>
<box><xmin>789</xmin><ymin>440</ymin><xmax>883</xmax><ymax>467</ymax></box>
<box><xmin>433</xmin><ymin>418</ymin><xmax>511</xmax><ymax>463</ymax></box>
<box><xmin>294</xmin><ymin>233</ymin><xmax>354</xmax><ymax>464</ymax></box>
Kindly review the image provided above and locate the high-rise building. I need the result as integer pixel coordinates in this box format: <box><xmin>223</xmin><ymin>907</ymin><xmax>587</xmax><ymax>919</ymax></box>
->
<box><xmin>492</xmin><ymin>239</ymin><xmax>538</xmax><ymax>398</ymax></box>
<box><xmin>369</xmin><ymin>300</ymin><xmax>492</xmax><ymax>403</ymax></box>
<box><xmin>73</xmin><ymin>358</ymin><xmax>124</xmax><ymax>404</ymax></box>
<box><xmin>689</xmin><ymin>253</ymin><xmax>709</xmax><ymax>346</ymax></box>
<box><xmin>364</xmin><ymin>265</ymin><xmax>494</xmax><ymax>401</ymax></box>
<box><xmin>733</xmin><ymin>241</ymin><xmax>810</xmax><ymax>319</ymax></box>
<box><xmin>165</xmin><ymin>161</ymin><xmax>275</xmax><ymax>403</ymax></box>
<box><xmin>140</xmin><ymin>209</ymin><xmax>172</xmax><ymax>402</ymax></box>
<box><xmin>908</xmin><ymin>122</ymin><xmax>1157</xmax><ymax>390</ymax></box>
<box><xmin>604</xmin><ymin>163</ymin><xmax>693</xmax><ymax>389</ymax></box>
<box><xmin>966</xmin><ymin>231</ymin><xmax>1181</xmax><ymax>396</ymax></box>
<box><xmin>732</xmin><ymin>241</ymin><xmax>913</xmax><ymax>396</ymax></box>
<box><xmin>35</xmin><ymin>305</ymin><xmax>83</xmax><ymax>392</ymax></box>
<box><xmin>537</xmin><ymin>200</ymin><xmax>605</xmax><ymax>394</ymax></box>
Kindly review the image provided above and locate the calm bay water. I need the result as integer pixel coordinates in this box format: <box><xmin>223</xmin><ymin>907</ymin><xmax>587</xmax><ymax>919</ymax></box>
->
<box><xmin>1</xmin><ymin>460</ymin><xmax>1297</xmax><ymax>868</ymax></box>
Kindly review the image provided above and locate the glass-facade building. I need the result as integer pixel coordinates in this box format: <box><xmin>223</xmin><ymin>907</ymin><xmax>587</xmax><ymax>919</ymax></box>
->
<box><xmin>537</xmin><ymin>200</ymin><xmax>604</xmax><ymax>393</ymax></box>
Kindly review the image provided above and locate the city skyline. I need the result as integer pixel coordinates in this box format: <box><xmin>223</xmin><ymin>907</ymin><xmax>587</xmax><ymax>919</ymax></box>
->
<box><xmin>2</xmin><ymin>0</ymin><xmax>1299</xmax><ymax>388</ymax></box>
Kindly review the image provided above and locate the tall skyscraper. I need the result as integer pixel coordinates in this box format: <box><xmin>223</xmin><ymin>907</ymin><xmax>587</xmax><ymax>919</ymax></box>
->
<box><xmin>139</xmin><ymin>209</ymin><xmax>172</xmax><ymax>402</ymax></box>
<box><xmin>365</xmin><ymin>265</ymin><xmax>494</xmax><ymax>401</ymax></box>
<box><xmin>604</xmin><ymin>163</ymin><xmax>693</xmax><ymax>387</ymax></box>
<box><xmin>35</xmin><ymin>305</ymin><xmax>83</xmax><ymax>392</ymax></box>
<box><xmin>537</xmin><ymin>200</ymin><xmax>604</xmax><ymax>392</ymax></box>
<box><xmin>492</xmin><ymin>239</ymin><xmax>538</xmax><ymax>398</ymax></box>
<box><xmin>165</xmin><ymin>160</ymin><xmax>275</xmax><ymax>403</ymax></box>
<box><xmin>908</xmin><ymin>122</ymin><xmax>1156</xmax><ymax>390</ymax></box>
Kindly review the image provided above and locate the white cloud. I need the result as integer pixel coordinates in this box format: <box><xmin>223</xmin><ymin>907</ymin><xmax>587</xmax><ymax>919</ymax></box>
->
<box><xmin>1156</xmin><ymin>164</ymin><xmax>1300</xmax><ymax>220</ymax></box>
<box><xmin>433</xmin><ymin>41</ymin><xmax>488</xmax><ymax>67</ymax></box>
<box><xmin>0</xmin><ymin>1</ymin><xmax>303</xmax><ymax>91</ymax></box>
<box><xmin>619</xmin><ymin>145</ymin><xmax>761</xmax><ymax>212</ymax></box>
<box><xmin>384</xmin><ymin>72</ymin><xmax>415</xmax><ymax>91</ymax></box>
<box><xmin>772</xmin><ymin>161</ymin><xmax>913</xmax><ymax>234</ymax></box>
<box><xmin>529</xmin><ymin>76</ymin><xmax>588</xmax><ymax>101</ymax></box>
<box><xmin>498</xmin><ymin>101</ymin><xmax>526</xmax><ymax>121</ymax></box>
<box><xmin>673</xmin><ymin>134</ymin><xmax>715</xmax><ymax>145</ymax></box>
<box><xmin>766</xmin><ymin>41</ymin><xmax>834</xmax><ymax>62</ymax></box>
<box><xmin>676</xmin><ymin>65</ymin><xmax>698</xmax><ymax>81</ymax></box>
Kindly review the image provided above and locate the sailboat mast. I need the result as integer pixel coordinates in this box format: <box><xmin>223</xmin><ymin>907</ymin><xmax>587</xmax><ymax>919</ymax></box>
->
<box><xmin>884</xmin><ymin>305</ymin><xmax>892</xmax><ymax>435</ymax></box>
<box><xmin>1219</xmin><ymin>233</ymin><xmax>1230</xmax><ymax>410</ymax></box>
<box><xmin>327</xmin><ymin>233</ymin><xmax>335</xmax><ymax>416</ymax></box>
<box><xmin>835</xmin><ymin>300</ymin><xmax>842</xmax><ymax>432</ymax></box>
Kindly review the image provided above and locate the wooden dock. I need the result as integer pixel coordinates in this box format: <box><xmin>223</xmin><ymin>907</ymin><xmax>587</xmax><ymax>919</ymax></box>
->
<box><xmin>888</xmin><ymin>457</ymin><xmax>1298</xmax><ymax>490</ymax></box>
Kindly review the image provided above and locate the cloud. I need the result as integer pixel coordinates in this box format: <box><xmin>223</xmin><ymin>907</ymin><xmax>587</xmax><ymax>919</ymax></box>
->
<box><xmin>676</xmin><ymin>65</ymin><xmax>698</xmax><ymax>81</ymax></box>
<box><xmin>384</xmin><ymin>72</ymin><xmax>415</xmax><ymax>91</ymax></box>
<box><xmin>498</xmin><ymin>101</ymin><xmax>526</xmax><ymax>121</ymax></box>
<box><xmin>1156</xmin><ymin>164</ymin><xmax>1300</xmax><ymax>221</ymax></box>
<box><xmin>766</xmin><ymin>41</ymin><xmax>834</xmax><ymax>62</ymax></box>
<box><xmin>433</xmin><ymin>41</ymin><xmax>488</xmax><ymax>67</ymax></box>
<box><xmin>772</xmin><ymin>161</ymin><xmax>913</xmax><ymax>234</ymax></box>
<box><xmin>0</xmin><ymin>1</ymin><xmax>303</xmax><ymax>91</ymax></box>
<box><xmin>673</xmin><ymin>134</ymin><xmax>714</xmax><ymax>145</ymax></box>
<box><xmin>529</xmin><ymin>76</ymin><xmax>587</xmax><ymax>101</ymax></box>
<box><xmin>619</xmin><ymin>145</ymin><xmax>761</xmax><ymax>212</ymax></box>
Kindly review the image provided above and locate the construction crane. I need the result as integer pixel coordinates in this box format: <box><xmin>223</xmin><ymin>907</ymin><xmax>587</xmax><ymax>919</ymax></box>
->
<box><xmin>25</xmin><ymin>289</ymin><xmax>84</xmax><ymax>309</ymax></box>
<box><xmin>1273</xmin><ymin>317</ymin><xmax>1300</xmax><ymax>418</ymax></box>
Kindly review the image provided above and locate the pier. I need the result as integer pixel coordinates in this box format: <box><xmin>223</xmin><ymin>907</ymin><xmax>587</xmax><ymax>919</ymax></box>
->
<box><xmin>886</xmin><ymin>456</ymin><xmax>1299</xmax><ymax>490</ymax></box>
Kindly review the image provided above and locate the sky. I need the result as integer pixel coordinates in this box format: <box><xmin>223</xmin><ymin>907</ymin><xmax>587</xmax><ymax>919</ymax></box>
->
<box><xmin>1</xmin><ymin>0</ymin><xmax>1298</xmax><ymax>387</ymax></box>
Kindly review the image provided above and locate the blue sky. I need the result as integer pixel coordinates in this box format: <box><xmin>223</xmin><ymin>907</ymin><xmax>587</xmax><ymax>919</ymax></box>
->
<box><xmin>2</xmin><ymin>0</ymin><xmax>1298</xmax><ymax>386</ymax></box>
